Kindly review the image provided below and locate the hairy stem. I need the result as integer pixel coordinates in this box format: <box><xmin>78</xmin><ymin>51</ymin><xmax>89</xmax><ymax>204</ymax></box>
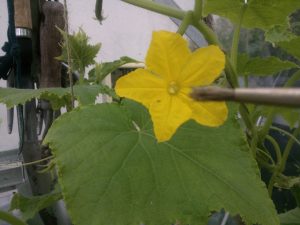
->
<box><xmin>63</xmin><ymin>0</ymin><xmax>75</xmax><ymax>108</ymax></box>
<box><xmin>270</xmin><ymin>126</ymin><xmax>300</xmax><ymax>147</ymax></box>
<box><xmin>268</xmin><ymin>167</ymin><xmax>280</xmax><ymax>196</ymax></box>
<box><xmin>230</xmin><ymin>4</ymin><xmax>247</xmax><ymax>70</ymax></box>
<box><xmin>22</xmin><ymin>156</ymin><xmax>55</xmax><ymax>167</ymax></box>
<box><xmin>0</xmin><ymin>211</ymin><xmax>28</xmax><ymax>225</ymax></box>
<box><xmin>177</xmin><ymin>11</ymin><xmax>193</xmax><ymax>35</ymax></box>
<box><xmin>193</xmin><ymin>0</ymin><xmax>203</xmax><ymax>21</ymax></box>
<box><xmin>267</xmin><ymin>125</ymin><xmax>300</xmax><ymax>195</ymax></box>
<box><xmin>265</xmin><ymin>135</ymin><xmax>282</xmax><ymax>164</ymax></box>
<box><xmin>280</xmin><ymin>125</ymin><xmax>300</xmax><ymax>173</ymax></box>
<box><xmin>79</xmin><ymin>69</ymin><xmax>86</xmax><ymax>85</ymax></box>
<box><xmin>121</xmin><ymin>0</ymin><xmax>186</xmax><ymax>19</ymax></box>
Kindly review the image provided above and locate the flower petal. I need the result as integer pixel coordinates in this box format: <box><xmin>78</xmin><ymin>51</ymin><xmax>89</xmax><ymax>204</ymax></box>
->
<box><xmin>190</xmin><ymin>100</ymin><xmax>228</xmax><ymax>127</ymax></box>
<box><xmin>149</xmin><ymin>95</ymin><xmax>191</xmax><ymax>142</ymax></box>
<box><xmin>146</xmin><ymin>31</ymin><xmax>191</xmax><ymax>82</ymax></box>
<box><xmin>179</xmin><ymin>45</ymin><xmax>225</xmax><ymax>87</ymax></box>
<box><xmin>115</xmin><ymin>68</ymin><xmax>166</xmax><ymax>107</ymax></box>
<box><xmin>179</xmin><ymin>89</ymin><xmax>228</xmax><ymax>127</ymax></box>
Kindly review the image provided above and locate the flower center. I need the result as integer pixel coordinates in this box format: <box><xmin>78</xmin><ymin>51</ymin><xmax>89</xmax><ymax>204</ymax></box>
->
<box><xmin>168</xmin><ymin>81</ymin><xmax>180</xmax><ymax>95</ymax></box>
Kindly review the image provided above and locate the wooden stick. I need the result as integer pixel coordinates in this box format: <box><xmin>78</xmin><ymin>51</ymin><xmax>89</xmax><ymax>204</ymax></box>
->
<box><xmin>40</xmin><ymin>1</ymin><xmax>64</xmax><ymax>88</ymax></box>
<box><xmin>14</xmin><ymin>0</ymin><xmax>32</xmax><ymax>29</ymax></box>
<box><xmin>191</xmin><ymin>86</ymin><xmax>300</xmax><ymax>107</ymax></box>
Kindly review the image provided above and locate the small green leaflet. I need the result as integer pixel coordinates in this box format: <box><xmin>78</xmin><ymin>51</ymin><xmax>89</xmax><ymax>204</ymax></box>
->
<box><xmin>237</xmin><ymin>54</ymin><xmax>298</xmax><ymax>76</ymax></box>
<box><xmin>44</xmin><ymin>100</ymin><xmax>279</xmax><ymax>225</ymax></box>
<box><xmin>204</xmin><ymin>0</ymin><xmax>300</xmax><ymax>30</ymax></box>
<box><xmin>279</xmin><ymin>207</ymin><xmax>300</xmax><ymax>225</ymax></box>
<box><xmin>9</xmin><ymin>192</ymin><xmax>62</xmax><ymax>221</ymax></box>
<box><xmin>88</xmin><ymin>56</ymin><xmax>139</xmax><ymax>83</ymax></box>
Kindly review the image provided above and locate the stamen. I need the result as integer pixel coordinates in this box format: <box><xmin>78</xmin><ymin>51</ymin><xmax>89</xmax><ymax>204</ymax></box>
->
<box><xmin>168</xmin><ymin>81</ymin><xmax>180</xmax><ymax>95</ymax></box>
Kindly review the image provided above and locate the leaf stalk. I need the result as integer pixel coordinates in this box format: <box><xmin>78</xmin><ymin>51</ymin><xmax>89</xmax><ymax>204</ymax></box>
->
<box><xmin>121</xmin><ymin>0</ymin><xmax>186</xmax><ymax>20</ymax></box>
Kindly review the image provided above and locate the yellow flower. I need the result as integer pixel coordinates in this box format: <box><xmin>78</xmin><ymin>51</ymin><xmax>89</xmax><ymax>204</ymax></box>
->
<box><xmin>115</xmin><ymin>31</ymin><xmax>228</xmax><ymax>142</ymax></box>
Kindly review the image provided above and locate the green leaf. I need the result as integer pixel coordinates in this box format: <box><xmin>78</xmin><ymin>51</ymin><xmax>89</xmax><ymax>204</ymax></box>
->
<box><xmin>88</xmin><ymin>56</ymin><xmax>139</xmax><ymax>83</ymax></box>
<box><xmin>277</xmin><ymin>37</ymin><xmax>300</xmax><ymax>61</ymax></box>
<box><xmin>9</xmin><ymin>192</ymin><xmax>62</xmax><ymax>221</ymax></box>
<box><xmin>57</xmin><ymin>28</ymin><xmax>101</xmax><ymax>73</ymax></box>
<box><xmin>204</xmin><ymin>0</ymin><xmax>300</xmax><ymax>30</ymax></box>
<box><xmin>265</xmin><ymin>25</ymin><xmax>298</xmax><ymax>43</ymax></box>
<box><xmin>237</xmin><ymin>54</ymin><xmax>298</xmax><ymax>76</ymax></box>
<box><xmin>44</xmin><ymin>100</ymin><xmax>279</xmax><ymax>225</ymax></box>
<box><xmin>265</xmin><ymin>25</ymin><xmax>300</xmax><ymax>61</ymax></box>
<box><xmin>279</xmin><ymin>207</ymin><xmax>300</xmax><ymax>225</ymax></box>
<box><xmin>277</xmin><ymin>108</ymin><xmax>300</xmax><ymax>129</ymax></box>
<box><xmin>0</xmin><ymin>85</ymin><xmax>106</xmax><ymax>109</ymax></box>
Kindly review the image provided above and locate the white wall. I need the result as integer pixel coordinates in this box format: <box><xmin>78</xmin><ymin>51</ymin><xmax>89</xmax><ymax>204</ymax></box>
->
<box><xmin>0</xmin><ymin>0</ymin><xmax>192</xmax><ymax>150</ymax></box>
<box><xmin>67</xmin><ymin>0</ymin><xmax>184</xmax><ymax>62</ymax></box>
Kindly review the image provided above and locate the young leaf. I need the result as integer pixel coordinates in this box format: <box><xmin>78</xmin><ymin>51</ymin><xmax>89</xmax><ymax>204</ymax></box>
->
<box><xmin>204</xmin><ymin>0</ymin><xmax>300</xmax><ymax>30</ymax></box>
<box><xmin>265</xmin><ymin>26</ymin><xmax>300</xmax><ymax>61</ymax></box>
<box><xmin>10</xmin><ymin>192</ymin><xmax>62</xmax><ymax>221</ymax></box>
<box><xmin>88</xmin><ymin>56</ymin><xmax>139</xmax><ymax>83</ymax></box>
<box><xmin>279</xmin><ymin>207</ymin><xmax>300</xmax><ymax>225</ymax></box>
<box><xmin>44</xmin><ymin>100</ymin><xmax>279</xmax><ymax>225</ymax></box>
<box><xmin>265</xmin><ymin>25</ymin><xmax>297</xmax><ymax>43</ymax></box>
<box><xmin>57</xmin><ymin>28</ymin><xmax>101</xmax><ymax>73</ymax></box>
<box><xmin>237</xmin><ymin>54</ymin><xmax>299</xmax><ymax>76</ymax></box>
<box><xmin>277</xmin><ymin>37</ymin><xmax>300</xmax><ymax>61</ymax></box>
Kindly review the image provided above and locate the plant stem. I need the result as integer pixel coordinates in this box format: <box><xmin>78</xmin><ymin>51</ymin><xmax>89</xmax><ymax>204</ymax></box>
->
<box><xmin>121</xmin><ymin>0</ymin><xmax>186</xmax><ymax>20</ymax></box>
<box><xmin>79</xmin><ymin>69</ymin><xmax>86</xmax><ymax>85</ymax></box>
<box><xmin>193</xmin><ymin>0</ymin><xmax>203</xmax><ymax>21</ymax></box>
<box><xmin>258</xmin><ymin>70</ymin><xmax>300</xmax><ymax>143</ymax></box>
<box><xmin>270</xmin><ymin>126</ymin><xmax>300</xmax><ymax>147</ymax></box>
<box><xmin>230</xmin><ymin>4</ymin><xmax>247</xmax><ymax>71</ymax></box>
<box><xmin>267</xmin><ymin>125</ymin><xmax>300</xmax><ymax>195</ymax></box>
<box><xmin>257</xmin><ymin>147</ymin><xmax>275</xmax><ymax>166</ymax></box>
<box><xmin>177</xmin><ymin>11</ymin><xmax>193</xmax><ymax>35</ymax></box>
<box><xmin>0</xmin><ymin>156</ymin><xmax>55</xmax><ymax>170</ymax></box>
<box><xmin>192</xmin><ymin>19</ymin><xmax>220</xmax><ymax>45</ymax></box>
<box><xmin>63</xmin><ymin>0</ymin><xmax>75</xmax><ymax>108</ymax></box>
<box><xmin>268</xmin><ymin>167</ymin><xmax>279</xmax><ymax>196</ymax></box>
<box><xmin>279</xmin><ymin>126</ymin><xmax>300</xmax><ymax>174</ymax></box>
<box><xmin>0</xmin><ymin>211</ymin><xmax>28</xmax><ymax>225</ymax></box>
<box><xmin>265</xmin><ymin>135</ymin><xmax>282</xmax><ymax>164</ymax></box>
<box><xmin>22</xmin><ymin>156</ymin><xmax>55</xmax><ymax>167</ymax></box>
<box><xmin>256</xmin><ymin>154</ymin><xmax>276</xmax><ymax>172</ymax></box>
